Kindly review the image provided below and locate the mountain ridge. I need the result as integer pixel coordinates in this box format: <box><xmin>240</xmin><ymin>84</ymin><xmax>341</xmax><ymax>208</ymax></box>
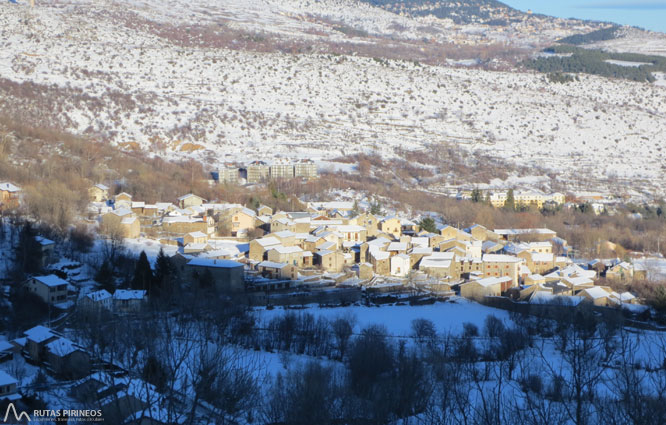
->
<box><xmin>0</xmin><ymin>0</ymin><xmax>664</xmax><ymax>198</ymax></box>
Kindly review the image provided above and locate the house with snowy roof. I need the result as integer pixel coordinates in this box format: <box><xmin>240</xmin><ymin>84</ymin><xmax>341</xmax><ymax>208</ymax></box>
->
<box><xmin>183</xmin><ymin>231</ymin><xmax>208</xmax><ymax>245</ymax></box>
<box><xmin>482</xmin><ymin>254</ymin><xmax>523</xmax><ymax>286</ymax></box>
<box><xmin>130</xmin><ymin>201</ymin><xmax>147</xmax><ymax>215</ymax></box>
<box><xmin>183</xmin><ymin>242</ymin><xmax>213</xmax><ymax>254</ymax></box>
<box><xmin>257</xmin><ymin>261</ymin><xmax>297</xmax><ymax>280</ymax></box>
<box><xmin>494</xmin><ymin>228</ymin><xmax>557</xmax><ymax>242</ymax></box>
<box><xmin>25</xmin><ymin>274</ymin><xmax>68</xmax><ymax>305</ymax></box>
<box><xmin>257</xmin><ymin>204</ymin><xmax>273</xmax><ymax>216</ymax></box>
<box><xmin>440</xmin><ymin>225</ymin><xmax>473</xmax><ymax>242</ymax></box>
<box><xmin>267</xmin><ymin>245</ymin><xmax>304</xmax><ymax>267</ymax></box>
<box><xmin>460</xmin><ymin>276</ymin><xmax>512</xmax><ymax>300</ymax></box>
<box><xmin>74</xmin><ymin>373</ymin><xmax>169</xmax><ymax>425</ymax></box>
<box><xmin>0</xmin><ymin>181</ymin><xmax>21</xmax><ymax>210</ymax></box>
<box><xmin>561</xmin><ymin>276</ymin><xmax>595</xmax><ymax>294</ymax></box>
<box><xmin>113</xmin><ymin>289</ymin><xmax>147</xmax><ymax>313</ymax></box>
<box><xmin>419</xmin><ymin>252</ymin><xmax>456</xmax><ymax>278</ymax></box>
<box><xmin>399</xmin><ymin>219</ymin><xmax>419</xmax><ymax>236</ymax></box>
<box><xmin>161</xmin><ymin>215</ymin><xmax>209</xmax><ymax>235</ymax></box>
<box><xmin>517</xmin><ymin>250</ymin><xmax>555</xmax><ymax>275</ymax></box>
<box><xmin>580</xmin><ymin>286</ymin><xmax>613</xmax><ymax>307</ymax></box>
<box><xmin>24</xmin><ymin>325</ymin><xmax>60</xmax><ymax>362</ymax></box>
<box><xmin>0</xmin><ymin>370</ymin><xmax>19</xmax><ymax>401</ymax></box>
<box><xmin>302</xmin><ymin>234</ymin><xmax>326</xmax><ymax>253</ymax></box>
<box><xmin>185</xmin><ymin>258</ymin><xmax>245</xmax><ymax>293</ymax></box>
<box><xmin>46</xmin><ymin>337</ymin><xmax>91</xmax><ymax>378</ymax></box>
<box><xmin>352</xmin><ymin>262</ymin><xmax>374</xmax><ymax>280</ymax></box>
<box><xmin>332</xmin><ymin>225</ymin><xmax>368</xmax><ymax>244</ymax></box>
<box><xmin>379</xmin><ymin>216</ymin><xmax>402</xmax><ymax>240</ymax></box>
<box><xmin>315</xmin><ymin>250</ymin><xmax>346</xmax><ymax>273</ymax></box>
<box><xmin>102</xmin><ymin>208</ymin><xmax>140</xmax><ymax>238</ymax></box>
<box><xmin>390</xmin><ymin>253</ymin><xmax>411</xmax><ymax>277</ymax></box>
<box><xmin>456</xmin><ymin>257</ymin><xmax>484</xmax><ymax>279</ymax></box>
<box><xmin>34</xmin><ymin>235</ymin><xmax>56</xmax><ymax>267</ymax></box>
<box><xmin>467</xmin><ymin>224</ymin><xmax>500</xmax><ymax>242</ymax></box>
<box><xmin>307</xmin><ymin>201</ymin><xmax>354</xmax><ymax>214</ymax></box>
<box><xmin>249</xmin><ymin>236</ymin><xmax>281</xmax><ymax>261</ymax></box>
<box><xmin>609</xmin><ymin>291</ymin><xmax>639</xmax><ymax>306</ymax></box>
<box><xmin>79</xmin><ymin>289</ymin><xmax>113</xmax><ymax>312</ymax></box>
<box><xmin>113</xmin><ymin>192</ymin><xmax>133</xmax><ymax>209</ymax></box>
<box><xmin>231</xmin><ymin>208</ymin><xmax>257</xmax><ymax>235</ymax></box>
<box><xmin>0</xmin><ymin>340</ymin><xmax>17</xmax><ymax>363</ymax></box>
<box><xmin>270</xmin><ymin>216</ymin><xmax>296</xmax><ymax>233</ymax></box>
<box><xmin>439</xmin><ymin>238</ymin><xmax>482</xmax><ymax>259</ymax></box>
<box><xmin>606</xmin><ymin>262</ymin><xmax>637</xmax><ymax>282</ymax></box>
<box><xmin>88</xmin><ymin>183</ymin><xmax>109</xmax><ymax>202</ymax></box>
<box><xmin>351</xmin><ymin>212</ymin><xmax>379</xmax><ymax>238</ymax></box>
<box><xmin>270</xmin><ymin>230</ymin><xmax>297</xmax><ymax>246</ymax></box>
<box><xmin>177</xmin><ymin>193</ymin><xmax>207</xmax><ymax>209</ymax></box>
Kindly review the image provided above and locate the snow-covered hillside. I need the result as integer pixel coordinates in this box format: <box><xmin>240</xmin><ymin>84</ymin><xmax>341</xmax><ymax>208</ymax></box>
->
<box><xmin>0</xmin><ymin>0</ymin><xmax>665</xmax><ymax>195</ymax></box>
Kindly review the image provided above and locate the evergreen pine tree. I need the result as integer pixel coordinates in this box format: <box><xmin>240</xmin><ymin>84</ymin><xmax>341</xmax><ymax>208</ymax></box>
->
<box><xmin>131</xmin><ymin>251</ymin><xmax>153</xmax><ymax>293</ymax></box>
<box><xmin>504</xmin><ymin>189</ymin><xmax>515</xmax><ymax>211</ymax></box>
<box><xmin>418</xmin><ymin>217</ymin><xmax>437</xmax><ymax>234</ymax></box>
<box><xmin>153</xmin><ymin>248</ymin><xmax>176</xmax><ymax>297</ymax></box>
<box><xmin>350</xmin><ymin>200</ymin><xmax>360</xmax><ymax>218</ymax></box>
<box><xmin>14</xmin><ymin>222</ymin><xmax>42</xmax><ymax>279</ymax></box>
<box><xmin>370</xmin><ymin>199</ymin><xmax>382</xmax><ymax>216</ymax></box>
<box><xmin>95</xmin><ymin>260</ymin><xmax>115</xmax><ymax>293</ymax></box>
<box><xmin>471</xmin><ymin>188</ymin><xmax>482</xmax><ymax>203</ymax></box>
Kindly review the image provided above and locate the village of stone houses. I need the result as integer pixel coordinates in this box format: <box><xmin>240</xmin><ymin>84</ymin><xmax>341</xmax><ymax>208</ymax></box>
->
<box><xmin>2</xmin><ymin>157</ymin><xmax>666</xmax><ymax>424</ymax></box>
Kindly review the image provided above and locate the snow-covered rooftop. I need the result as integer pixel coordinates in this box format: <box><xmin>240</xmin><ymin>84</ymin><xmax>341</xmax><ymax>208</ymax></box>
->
<box><xmin>186</xmin><ymin>258</ymin><xmax>243</xmax><ymax>269</ymax></box>
<box><xmin>33</xmin><ymin>274</ymin><xmax>68</xmax><ymax>288</ymax></box>
<box><xmin>113</xmin><ymin>289</ymin><xmax>147</xmax><ymax>300</ymax></box>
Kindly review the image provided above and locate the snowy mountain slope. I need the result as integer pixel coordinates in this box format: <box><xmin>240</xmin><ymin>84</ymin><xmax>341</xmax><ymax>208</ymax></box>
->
<box><xmin>0</xmin><ymin>0</ymin><xmax>665</xmax><ymax>196</ymax></box>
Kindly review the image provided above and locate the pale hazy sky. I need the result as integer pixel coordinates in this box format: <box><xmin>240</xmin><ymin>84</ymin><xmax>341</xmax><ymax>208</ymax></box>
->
<box><xmin>501</xmin><ymin>0</ymin><xmax>666</xmax><ymax>33</ymax></box>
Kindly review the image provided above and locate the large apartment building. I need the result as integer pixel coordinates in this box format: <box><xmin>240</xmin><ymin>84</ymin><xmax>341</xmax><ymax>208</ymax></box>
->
<box><xmin>245</xmin><ymin>161</ymin><xmax>270</xmax><ymax>183</ymax></box>
<box><xmin>240</xmin><ymin>159</ymin><xmax>319</xmax><ymax>183</ymax></box>
<box><xmin>294</xmin><ymin>159</ymin><xmax>318</xmax><ymax>179</ymax></box>
<box><xmin>269</xmin><ymin>161</ymin><xmax>295</xmax><ymax>179</ymax></box>
<box><xmin>218</xmin><ymin>166</ymin><xmax>239</xmax><ymax>184</ymax></box>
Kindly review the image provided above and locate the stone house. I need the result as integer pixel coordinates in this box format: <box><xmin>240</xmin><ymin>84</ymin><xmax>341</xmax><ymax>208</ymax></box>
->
<box><xmin>88</xmin><ymin>184</ymin><xmax>109</xmax><ymax>202</ymax></box>
<box><xmin>25</xmin><ymin>275</ymin><xmax>68</xmax><ymax>305</ymax></box>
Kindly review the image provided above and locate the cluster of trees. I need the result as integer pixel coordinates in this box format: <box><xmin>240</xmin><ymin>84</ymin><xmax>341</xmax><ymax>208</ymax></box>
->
<box><xmin>257</xmin><ymin>305</ymin><xmax>666</xmax><ymax>425</ymax></box>
<box><xmin>419</xmin><ymin>216</ymin><xmax>438</xmax><ymax>233</ymax></box>
<box><xmin>363</xmin><ymin>0</ymin><xmax>514</xmax><ymax>25</ymax></box>
<box><xmin>70</xmin><ymin>303</ymin><xmax>260</xmax><ymax>425</ymax></box>
<box><xmin>557</xmin><ymin>26</ymin><xmax>620</xmax><ymax>45</ymax></box>
<box><xmin>527</xmin><ymin>46</ymin><xmax>666</xmax><ymax>83</ymax></box>
<box><xmin>547</xmin><ymin>72</ymin><xmax>578</xmax><ymax>84</ymax></box>
<box><xmin>1</xmin><ymin>220</ymin><xmax>81</xmax><ymax>332</ymax></box>
<box><xmin>0</xmin><ymin>113</ymin><xmax>302</xmax><ymax>236</ymax></box>
<box><xmin>65</xmin><ymin>295</ymin><xmax>666</xmax><ymax>425</ymax></box>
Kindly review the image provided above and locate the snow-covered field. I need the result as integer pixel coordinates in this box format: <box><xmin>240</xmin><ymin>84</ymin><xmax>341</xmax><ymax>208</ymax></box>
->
<box><xmin>604</xmin><ymin>59</ymin><xmax>650</xmax><ymax>67</ymax></box>
<box><xmin>0</xmin><ymin>0</ymin><xmax>665</xmax><ymax>195</ymax></box>
<box><xmin>588</xmin><ymin>27</ymin><xmax>666</xmax><ymax>57</ymax></box>
<box><xmin>635</xmin><ymin>256</ymin><xmax>666</xmax><ymax>281</ymax></box>
<box><xmin>255</xmin><ymin>298</ymin><xmax>511</xmax><ymax>336</ymax></box>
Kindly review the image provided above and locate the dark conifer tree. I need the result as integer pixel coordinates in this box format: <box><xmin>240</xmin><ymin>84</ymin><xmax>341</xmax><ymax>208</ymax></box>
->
<box><xmin>14</xmin><ymin>222</ymin><xmax>42</xmax><ymax>279</ymax></box>
<box><xmin>153</xmin><ymin>248</ymin><xmax>177</xmax><ymax>297</ymax></box>
<box><xmin>131</xmin><ymin>251</ymin><xmax>153</xmax><ymax>293</ymax></box>
<box><xmin>95</xmin><ymin>260</ymin><xmax>115</xmax><ymax>293</ymax></box>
